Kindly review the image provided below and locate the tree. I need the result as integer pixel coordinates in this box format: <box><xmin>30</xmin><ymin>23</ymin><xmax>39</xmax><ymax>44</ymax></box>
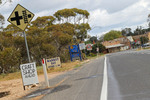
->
<box><xmin>99</xmin><ymin>34</ymin><xmax>104</xmax><ymax>42</ymax></box>
<box><xmin>133</xmin><ymin>26</ymin><xmax>145</xmax><ymax>35</ymax></box>
<box><xmin>0</xmin><ymin>0</ymin><xmax>3</xmax><ymax>29</ymax></box>
<box><xmin>75</xmin><ymin>23</ymin><xmax>91</xmax><ymax>41</ymax></box>
<box><xmin>92</xmin><ymin>43</ymin><xmax>106</xmax><ymax>53</ymax></box>
<box><xmin>0</xmin><ymin>8</ymin><xmax>91</xmax><ymax>74</ymax></box>
<box><xmin>98</xmin><ymin>43</ymin><xmax>106</xmax><ymax>53</ymax></box>
<box><xmin>89</xmin><ymin>36</ymin><xmax>97</xmax><ymax>43</ymax></box>
<box><xmin>140</xmin><ymin>36</ymin><xmax>149</xmax><ymax>45</ymax></box>
<box><xmin>31</xmin><ymin>16</ymin><xmax>55</xmax><ymax>28</ymax></box>
<box><xmin>103</xmin><ymin>30</ymin><xmax>122</xmax><ymax>41</ymax></box>
<box><xmin>0</xmin><ymin>27</ymin><xmax>21</xmax><ymax>73</ymax></box>
<box><xmin>54</xmin><ymin>9</ymin><xmax>76</xmax><ymax>23</ymax></box>
<box><xmin>26</xmin><ymin>25</ymin><xmax>57</xmax><ymax>64</ymax></box>
<box><xmin>0</xmin><ymin>14</ymin><xmax>4</xmax><ymax>29</ymax></box>
<box><xmin>0</xmin><ymin>47</ymin><xmax>20</xmax><ymax>73</ymax></box>
<box><xmin>0</xmin><ymin>0</ymin><xmax>12</xmax><ymax>30</ymax></box>
<box><xmin>147</xmin><ymin>14</ymin><xmax>150</xmax><ymax>28</ymax></box>
<box><xmin>54</xmin><ymin>8</ymin><xmax>89</xmax><ymax>24</ymax></box>
<box><xmin>53</xmin><ymin>8</ymin><xmax>91</xmax><ymax>42</ymax></box>
<box><xmin>121</xmin><ymin>28</ymin><xmax>132</xmax><ymax>36</ymax></box>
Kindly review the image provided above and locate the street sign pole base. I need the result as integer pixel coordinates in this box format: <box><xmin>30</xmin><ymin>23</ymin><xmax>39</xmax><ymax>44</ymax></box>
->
<box><xmin>23</xmin><ymin>86</ymin><xmax>25</xmax><ymax>90</ymax></box>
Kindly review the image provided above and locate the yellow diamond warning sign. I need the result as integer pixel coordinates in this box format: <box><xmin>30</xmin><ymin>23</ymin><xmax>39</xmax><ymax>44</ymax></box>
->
<box><xmin>7</xmin><ymin>4</ymin><xmax>34</xmax><ymax>31</ymax></box>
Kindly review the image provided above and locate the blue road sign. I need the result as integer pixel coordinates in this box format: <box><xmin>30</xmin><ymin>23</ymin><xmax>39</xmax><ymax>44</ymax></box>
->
<box><xmin>69</xmin><ymin>44</ymin><xmax>82</xmax><ymax>61</ymax></box>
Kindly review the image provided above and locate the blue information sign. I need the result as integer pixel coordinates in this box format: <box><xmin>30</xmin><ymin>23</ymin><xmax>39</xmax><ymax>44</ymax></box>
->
<box><xmin>69</xmin><ymin>44</ymin><xmax>82</xmax><ymax>61</ymax></box>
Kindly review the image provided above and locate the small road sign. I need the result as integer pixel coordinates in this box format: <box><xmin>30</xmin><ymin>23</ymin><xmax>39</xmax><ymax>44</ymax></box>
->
<box><xmin>69</xmin><ymin>45</ymin><xmax>82</xmax><ymax>61</ymax></box>
<box><xmin>79</xmin><ymin>43</ymin><xmax>86</xmax><ymax>50</ymax></box>
<box><xmin>86</xmin><ymin>44</ymin><xmax>92</xmax><ymax>51</ymax></box>
<box><xmin>20</xmin><ymin>62</ymin><xmax>39</xmax><ymax>89</ymax></box>
<box><xmin>7</xmin><ymin>4</ymin><xmax>34</xmax><ymax>31</ymax></box>
<box><xmin>46</xmin><ymin>57</ymin><xmax>61</xmax><ymax>68</ymax></box>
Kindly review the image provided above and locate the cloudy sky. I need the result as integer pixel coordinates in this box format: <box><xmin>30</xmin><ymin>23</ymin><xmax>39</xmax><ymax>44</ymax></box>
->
<box><xmin>0</xmin><ymin>0</ymin><xmax>150</xmax><ymax>36</ymax></box>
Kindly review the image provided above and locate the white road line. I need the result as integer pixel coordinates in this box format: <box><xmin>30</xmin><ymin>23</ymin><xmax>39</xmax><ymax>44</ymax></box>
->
<box><xmin>100</xmin><ymin>56</ymin><xmax>108</xmax><ymax>100</ymax></box>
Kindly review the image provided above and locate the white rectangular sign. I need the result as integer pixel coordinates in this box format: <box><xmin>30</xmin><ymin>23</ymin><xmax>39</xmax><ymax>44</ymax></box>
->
<box><xmin>46</xmin><ymin>57</ymin><xmax>61</xmax><ymax>68</ymax></box>
<box><xmin>79</xmin><ymin>43</ymin><xmax>86</xmax><ymax>50</ymax></box>
<box><xmin>20</xmin><ymin>62</ymin><xmax>39</xmax><ymax>86</ymax></box>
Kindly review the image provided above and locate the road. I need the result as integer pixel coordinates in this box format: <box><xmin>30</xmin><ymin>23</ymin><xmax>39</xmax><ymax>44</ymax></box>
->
<box><xmin>24</xmin><ymin>49</ymin><xmax>150</xmax><ymax>100</ymax></box>
<box><xmin>107</xmin><ymin>50</ymin><xmax>150</xmax><ymax>100</ymax></box>
<box><xmin>41</xmin><ymin>57</ymin><xmax>104</xmax><ymax>100</ymax></box>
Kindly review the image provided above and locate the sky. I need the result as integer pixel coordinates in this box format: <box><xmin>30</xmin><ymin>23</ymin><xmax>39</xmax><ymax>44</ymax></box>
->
<box><xmin>0</xmin><ymin>0</ymin><xmax>150</xmax><ymax>37</ymax></box>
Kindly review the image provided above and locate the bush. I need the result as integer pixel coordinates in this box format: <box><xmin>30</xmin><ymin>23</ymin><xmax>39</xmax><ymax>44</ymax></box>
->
<box><xmin>91</xmin><ymin>43</ymin><xmax>106</xmax><ymax>53</ymax></box>
<box><xmin>0</xmin><ymin>47</ymin><xmax>21</xmax><ymax>74</ymax></box>
<box><xmin>81</xmin><ymin>53</ymin><xmax>87</xmax><ymax>60</ymax></box>
<box><xmin>90</xmin><ymin>53</ymin><xmax>96</xmax><ymax>57</ymax></box>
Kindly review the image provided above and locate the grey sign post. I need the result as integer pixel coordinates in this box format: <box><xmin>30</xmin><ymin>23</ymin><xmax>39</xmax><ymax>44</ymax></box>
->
<box><xmin>23</xmin><ymin>31</ymin><xmax>31</xmax><ymax>62</ymax></box>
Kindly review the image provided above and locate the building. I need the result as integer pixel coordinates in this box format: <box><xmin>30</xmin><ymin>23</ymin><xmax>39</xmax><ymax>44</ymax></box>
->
<box><xmin>102</xmin><ymin>37</ymin><xmax>131</xmax><ymax>53</ymax></box>
<box><xmin>102</xmin><ymin>32</ymin><xmax>150</xmax><ymax>53</ymax></box>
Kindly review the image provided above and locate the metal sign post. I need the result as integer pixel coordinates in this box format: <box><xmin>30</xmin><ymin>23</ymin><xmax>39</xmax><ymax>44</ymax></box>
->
<box><xmin>23</xmin><ymin>31</ymin><xmax>31</xmax><ymax>62</ymax></box>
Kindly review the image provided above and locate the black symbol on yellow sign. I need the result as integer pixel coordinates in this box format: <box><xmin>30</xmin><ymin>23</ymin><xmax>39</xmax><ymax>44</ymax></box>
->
<box><xmin>7</xmin><ymin>4</ymin><xmax>34</xmax><ymax>31</ymax></box>
<box><xmin>22</xmin><ymin>10</ymin><xmax>32</xmax><ymax>24</ymax></box>
<box><xmin>10</xmin><ymin>11</ymin><xmax>23</xmax><ymax>25</ymax></box>
<box><xmin>10</xmin><ymin>10</ymin><xmax>32</xmax><ymax>26</ymax></box>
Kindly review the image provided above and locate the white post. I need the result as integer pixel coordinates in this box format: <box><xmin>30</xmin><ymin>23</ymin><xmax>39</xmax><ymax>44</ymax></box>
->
<box><xmin>42</xmin><ymin>58</ymin><xmax>50</xmax><ymax>87</ymax></box>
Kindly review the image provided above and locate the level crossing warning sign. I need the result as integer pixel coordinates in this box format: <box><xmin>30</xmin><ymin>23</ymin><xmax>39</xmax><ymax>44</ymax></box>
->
<box><xmin>7</xmin><ymin>4</ymin><xmax>34</xmax><ymax>31</ymax></box>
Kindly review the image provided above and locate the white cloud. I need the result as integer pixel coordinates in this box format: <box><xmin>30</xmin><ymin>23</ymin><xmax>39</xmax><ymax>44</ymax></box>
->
<box><xmin>89</xmin><ymin>0</ymin><xmax>150</xmax><ymax>36</ymax></box>
<box><xmin>1</xmin><ymin>0</ymin><xmax>150</xmax><ymax>36</ymax></box>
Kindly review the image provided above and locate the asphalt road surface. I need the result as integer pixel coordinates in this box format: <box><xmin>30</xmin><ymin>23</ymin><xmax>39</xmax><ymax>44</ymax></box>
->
<box><xmin>41</xmin><ymin>57</ymin><xmax>104</xmax><ymax>100</ymax></box>
<box><xmin>107</xmin><ymin>50</ymin><xmax>150</xmax><ymax>100</ymax></box>
<box><xmin>24</xmin><ymin>49</ymin><xmax>150</xmax><ymax>100</ymax></box>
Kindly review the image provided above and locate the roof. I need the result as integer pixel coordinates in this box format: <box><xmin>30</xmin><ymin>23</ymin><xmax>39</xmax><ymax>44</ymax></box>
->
<box><xmin>127</xmin><ymin>36</ymin><xmax>134</xmax><ymax>42</ymax></box>
<box><xmin>106</xmin><ymin>44</ymin><xmax>125</xmax><ymax>49</ymax></box>
<box><xmin>132</xmin><ymin>34</ymin><xmax>148</xmax><ymax>40</ymax></box>
<box><xmin>102</xmin><ymin>37</ymin><xmax>130</xmax><ymax>47</ymax></box>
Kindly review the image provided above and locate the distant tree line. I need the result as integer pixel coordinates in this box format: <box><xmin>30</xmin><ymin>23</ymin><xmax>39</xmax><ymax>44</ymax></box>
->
<box><xmin>121</xmin><ymin>27</ymin><xmax>150</xmax><ymax>36</ymax></box>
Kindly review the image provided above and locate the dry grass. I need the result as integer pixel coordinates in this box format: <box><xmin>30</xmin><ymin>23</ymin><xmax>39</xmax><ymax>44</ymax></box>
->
<box><xmin>0</xmin><ymin>72</ymin><xmax>21</xmax><ymax>81</ymax></box>
<box><xmin>0</xmin><ymin>59</ymin><xmax>91</xmax><ymax>100</ymax></box>
<box><xmin>143</xmin><ymin>47</ymin><xmax>150</xmax><ymax>50</ymax></box>
<box><xmin>136</xmin><ymin>48</ymin><xmax>143</xmax><ymax>51</ymax></box>
<box><xmin>0</xmin><ymin>60</ymin><xmax>83</xmax><ymax>81</ymax></box>
<box><xmin>0</xmin><ymin>53</ymin><xmax>104</xmax><ymax>82</ymax></box>
<box><xmin>136</xmin><ymin>47</ymin><xmax>150</xmax><ymax>51</ymax></box>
